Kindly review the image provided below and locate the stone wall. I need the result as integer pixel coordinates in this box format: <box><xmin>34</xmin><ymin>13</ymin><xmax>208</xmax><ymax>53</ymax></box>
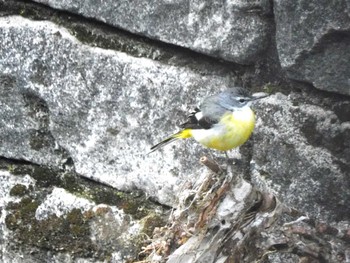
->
<box><xmin>0</xmin><ymin>0</ymin><xmax>349</xmax><ymax>262</ymax></box>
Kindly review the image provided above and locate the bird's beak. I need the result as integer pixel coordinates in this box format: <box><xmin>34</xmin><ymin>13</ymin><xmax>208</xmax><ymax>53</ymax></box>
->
<box><xmin>251</xmin><ymin>92</ymin><xmax>269</xmax><ymax>101</ymax></box>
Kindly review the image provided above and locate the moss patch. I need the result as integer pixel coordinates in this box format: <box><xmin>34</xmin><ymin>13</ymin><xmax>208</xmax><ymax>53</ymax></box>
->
<box><xmin>2</xmin><ymin>157</ymin><xmax>164</xmax><ymax>220</ymax></box>
<box><xmin>140</xmin><ymin>213</ymin><xmax>166</xmax><ymax>237</ymax></box>
<box><xmin>262</xmin><ymin>83</ymin><xmax>284</xmax><ymax>94</ymax></box>
<box><xmin>1</xmin><ymin>156</ymin><xmax>166</xmax><ymax>260</ymax></box>
<box><xmin>61</xmin><ymin>172</ymin><xmax>84</xmax><ymax>193</ymax></box>
<box><xmin>4</xmin><ymin>191</ymin><xmax>158</xmax><ymax>261</ymax></box>
<box><xmin>5</xmin><ymin>198</ymin><xmax>97</xmax><ymax>258</ymax></box>
<box><xmin>31</xmin><ymin>166</ymin><xmax>62</xmax><ymax>187</ymax></box>
<box><xmin>77</xmin><ymin>183</ymin><xmax>159</xmax><ymax>220</ymax></box>
<box><xmin>9</xmin><ymin>184</ymin><xmax>29</xmax><ymax>197</ymax></box>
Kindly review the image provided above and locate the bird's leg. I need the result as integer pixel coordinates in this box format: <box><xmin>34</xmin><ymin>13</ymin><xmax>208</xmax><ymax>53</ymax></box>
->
<box><xmin>224</xmin><ymin>151</ymin><xmax>234</xmax><ymax>181</ymax></box>
<box><xmin>224</xmin><ymin>151</ymin><xmax>230</xmax><ymax>165</ymax></box>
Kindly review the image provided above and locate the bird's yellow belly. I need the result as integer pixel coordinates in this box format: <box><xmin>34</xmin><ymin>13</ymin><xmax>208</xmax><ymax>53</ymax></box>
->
<box><xmin>191</xmin><ymin>109</ymin><xmax>255</xmax><ymax>151</ymax></box>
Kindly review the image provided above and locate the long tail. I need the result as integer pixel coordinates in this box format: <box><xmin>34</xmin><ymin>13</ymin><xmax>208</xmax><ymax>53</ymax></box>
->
<box><xmin>149</xmin><ymin>129</ymin><xmax>192</xmax><ymax>153</ymax></box>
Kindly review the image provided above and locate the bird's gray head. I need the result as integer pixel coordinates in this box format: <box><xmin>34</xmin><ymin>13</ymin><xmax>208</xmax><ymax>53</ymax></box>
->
<box><xmin>200</xmin><ymin>87</ymin><xmax>269</xmax><ymax>116</ymax></box>
<box><xmin>217</xmin><ymin>87</ymin><xmax>255</xmax><ymax>111</ymax></box>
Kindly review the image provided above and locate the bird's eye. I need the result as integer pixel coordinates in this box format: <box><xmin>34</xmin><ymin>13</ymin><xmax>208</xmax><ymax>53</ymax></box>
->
<box><xmin>238</xmin><ymin>98</ymin><xmax>246</xmax><ymax>103</ymax></box>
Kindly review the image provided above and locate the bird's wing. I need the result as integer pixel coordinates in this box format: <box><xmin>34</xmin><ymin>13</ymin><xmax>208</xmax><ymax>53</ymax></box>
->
<box><xmin>180</xmin><ymin>91</ymin><xmax>235</xmax><ymax>130</ymax></box>
<box><xmin>179</xmin><ymin>100</ymin><xmax>227</xmax><ymax>130</ymax></box>
<box><xmin>179</xmin><ymin>109</ymin><xmax>217</xmax><ymax>129</ymax></box>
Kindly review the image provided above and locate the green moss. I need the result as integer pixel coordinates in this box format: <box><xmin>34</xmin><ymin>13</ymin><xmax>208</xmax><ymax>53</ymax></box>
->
<box><xmin>5</xmin><ymin>197</ymin><xmax>39</xmax><ymax>231</ymax></box>
<box><xmin>31</xmin><ymin>166</ymin><xmax>61</xmax><ymax>187</ymax></box>
<box><xmin>68</xmin><ymin>183</ymin><xmax>158</xmax><ymax>220</ymax></box>
<box><xmin>0</xmin><ymin>155</ymin><xmax>167</xmax><ymax>262</ymax></box>
<box><xmin>7</xmin><ymin>164</ymin><xmax>15</xmax><ymax>173</ymax></box>
<box><xmin>61</xmin><ymin>172</ymin><xmax>83</xmax><ymax>192</ymax></box>
<box><xmin>16</xmin><ymin>6</ymin><xmax>41</xmax><ymax>19</ymax></box>
<box><xmin>5</xmin><ymin>198</ymin><xmax>155</xmax><ymax>261</ymax></box>
<box><xmin>2</xmin><ymin>159</ymin><xmax>64</xmax><ymax>188</ymax></box>
<box><xmin>262</xmin><ymin>83</ymin><xmax>282</xmax><ymax>94</ymax></box>
<box><xmin>5</xmin><ymin>198</ymin><xmax>95</xmax><ymax>258</ymax></box>
<box><xmin>19</xmin><ymin>197</ymin><xmax>40</xmax><ymax>215</ymax></box>
<box><xmin>66</xmin><ymin>208</ymin><xmax>85</xmax><ymax>224</ymax></box>
<box><xmin>1</xmin><ymin>158</ymin><xmax>161</xmax><ymax>221</ymax></box>
<box><xmin>66</xmin><ymin>208</ymin><xmax>90</xmax><ymax>237</ymax></box>
<box><xmin>4</xmin><ymin>213</ymin><xmax>18</xmax><ymax>230</ymax></box>
<box><xmin>140</xmin><ymin>213</ymin><xmax>165</xmax><ymax>237</ymax></box>
<box><xmin>83</xmin><ymin>188</ymin><xmax>155</xmax><ymax>220</ymax></box>
<box><xmin>7</xmin><ymin>164</ymin><xmax>33</xmax><ymax>176</ymax></box>
<box><xmin>10</xmin><ymin>184</ymin><xmax>29</xmax><ymax>197</ymax></box>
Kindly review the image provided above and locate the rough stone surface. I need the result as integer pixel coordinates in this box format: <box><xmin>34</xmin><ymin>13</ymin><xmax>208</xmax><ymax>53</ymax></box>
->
<box><xmin>274</xmin><ymin>0</ymin><xmax>350</xmax><ymax>95</ymax></box>
<box><xmin>1</xmin><ymin>1</ymin><xmax>350</xmax><ymax>262</ymax></box>
<box><xmin>35</xmin><ymin>187</ymin><xmax>95</xmax><ymax>220</ymax></box>
<box><xmin>0</xmin><ymin>74</ymin><xmax>69</xmax><ymax>167</ymax></box>
<box><xmin>0</xmin><ymin>151</ymin><xmax>168</xmax><ymax>262</ymax></box>
<box><xmin>0</xmin><ymin>16</ymin><xmax>233</xmax><ymax>206</ymax></box>
<box><xmin>252</xmin><ymin>92</ymin><xmax>350</xmax><ymax>221</ymax></box>
<box><xmin>32</xmin><ymin>0</ymin><xmax>272</xmax><ymax>64</ymax></box>
<box><xmin>0</xmin><ymin>170</ymin><xmax>145</xmax><ymax>262</ymax></box>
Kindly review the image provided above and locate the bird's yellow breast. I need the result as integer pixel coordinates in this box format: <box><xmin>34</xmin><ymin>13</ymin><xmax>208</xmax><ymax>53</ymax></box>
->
<box><xmin>191</xmin><ymin>107</ymin><xmax>256</xmax><ymax>151</ymax></box>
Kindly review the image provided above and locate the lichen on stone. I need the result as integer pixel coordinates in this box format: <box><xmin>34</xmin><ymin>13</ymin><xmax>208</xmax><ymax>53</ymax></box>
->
<box><xmin>9</xmin><ymin>184</ymin><xmax>29</xmax><ymax>197</ymax></box>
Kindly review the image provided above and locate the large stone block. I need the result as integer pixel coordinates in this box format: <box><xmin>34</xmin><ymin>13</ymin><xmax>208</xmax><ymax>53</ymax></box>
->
<box><xmin>252</xmin><ymin>92</ymin><xmax>350</xmax><ymax>221</ymax></box>
<box><xmin>0</xmin><ymin>16</ymin><xmax>232</xmax><ymax>206</ymax></box>
<box><xmin>32</xmin><ymin>0</ymin><xmax>272</xmax><ymax>64</ymax></box>
<box><xmin>1</xmin><ymin>15</ymin><xmax>349</xmax><ymax>223</ymax></box>
<box><xmin>274</xmin><ymin>0</ymin><xmax>350</xmax><ymax>95</ymax></box>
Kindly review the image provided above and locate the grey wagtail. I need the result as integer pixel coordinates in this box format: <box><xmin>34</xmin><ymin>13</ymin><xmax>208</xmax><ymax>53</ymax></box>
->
<box><xmin>150</xmin><ymin>87</ymin><xmax>268</xmax><ymax>153</ymax></box>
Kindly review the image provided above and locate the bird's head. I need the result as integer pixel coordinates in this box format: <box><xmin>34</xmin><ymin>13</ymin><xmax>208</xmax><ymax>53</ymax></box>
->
<box><xmin>220</xmin><ymin>87</ymin><xmax>269</xmax><ymax>111</ymax></box>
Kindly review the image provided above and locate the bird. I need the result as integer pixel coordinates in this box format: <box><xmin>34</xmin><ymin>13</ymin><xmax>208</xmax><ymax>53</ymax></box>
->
<box><xmin>150</xmin><ymin>87</ymin><xmax>268</xmax><ymax>153</ymax></box>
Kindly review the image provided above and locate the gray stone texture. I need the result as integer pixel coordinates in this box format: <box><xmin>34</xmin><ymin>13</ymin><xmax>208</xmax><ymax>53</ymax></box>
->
<box><xmin>32</xmin><ymin>0</ymin><xmax>272</xmax><ymax>65</ymax></box>
<box><xmin>252</xmin><ymin>93</ymin><xmax>350</xmax><ymax>221</ymax></box>
<box><xmin>0</xmin><ymin>16</ymin><xmax>232</xmax><ymax>206</ymax></box>
<box><xmin>1</xmin><ymin>13</ymin><xmax>349</xmax><ymax>221</ymax></box>
<box><xmin>274</xmin><ymin>0</ymin><xmax>350</xmax><ymax>95</ymax></box>
<box><xmin>1</xmin><ymin>0</ymin><xmax>350</xmax><ymax>261</ymax></box>
<box><xmin>0</xmin><ymin>74</ymin><xmax>68</xmax><ymax>166</ymax></box>
<box><xmin>0</xmin><ymin>170</ymin><xmax>143</xmax><ymax>262</ymax></box>
<box><xmin>32</xmin><ymin>0</ymin><xmax>350</xmax><ymax>95</ymax></box>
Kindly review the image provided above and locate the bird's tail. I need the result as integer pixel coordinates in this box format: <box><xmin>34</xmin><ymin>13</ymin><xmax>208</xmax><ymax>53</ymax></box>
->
<box><xmin>149</xmin><ymin>129</ymin><xmax>192</xmax><ymax>153</ymax></box>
